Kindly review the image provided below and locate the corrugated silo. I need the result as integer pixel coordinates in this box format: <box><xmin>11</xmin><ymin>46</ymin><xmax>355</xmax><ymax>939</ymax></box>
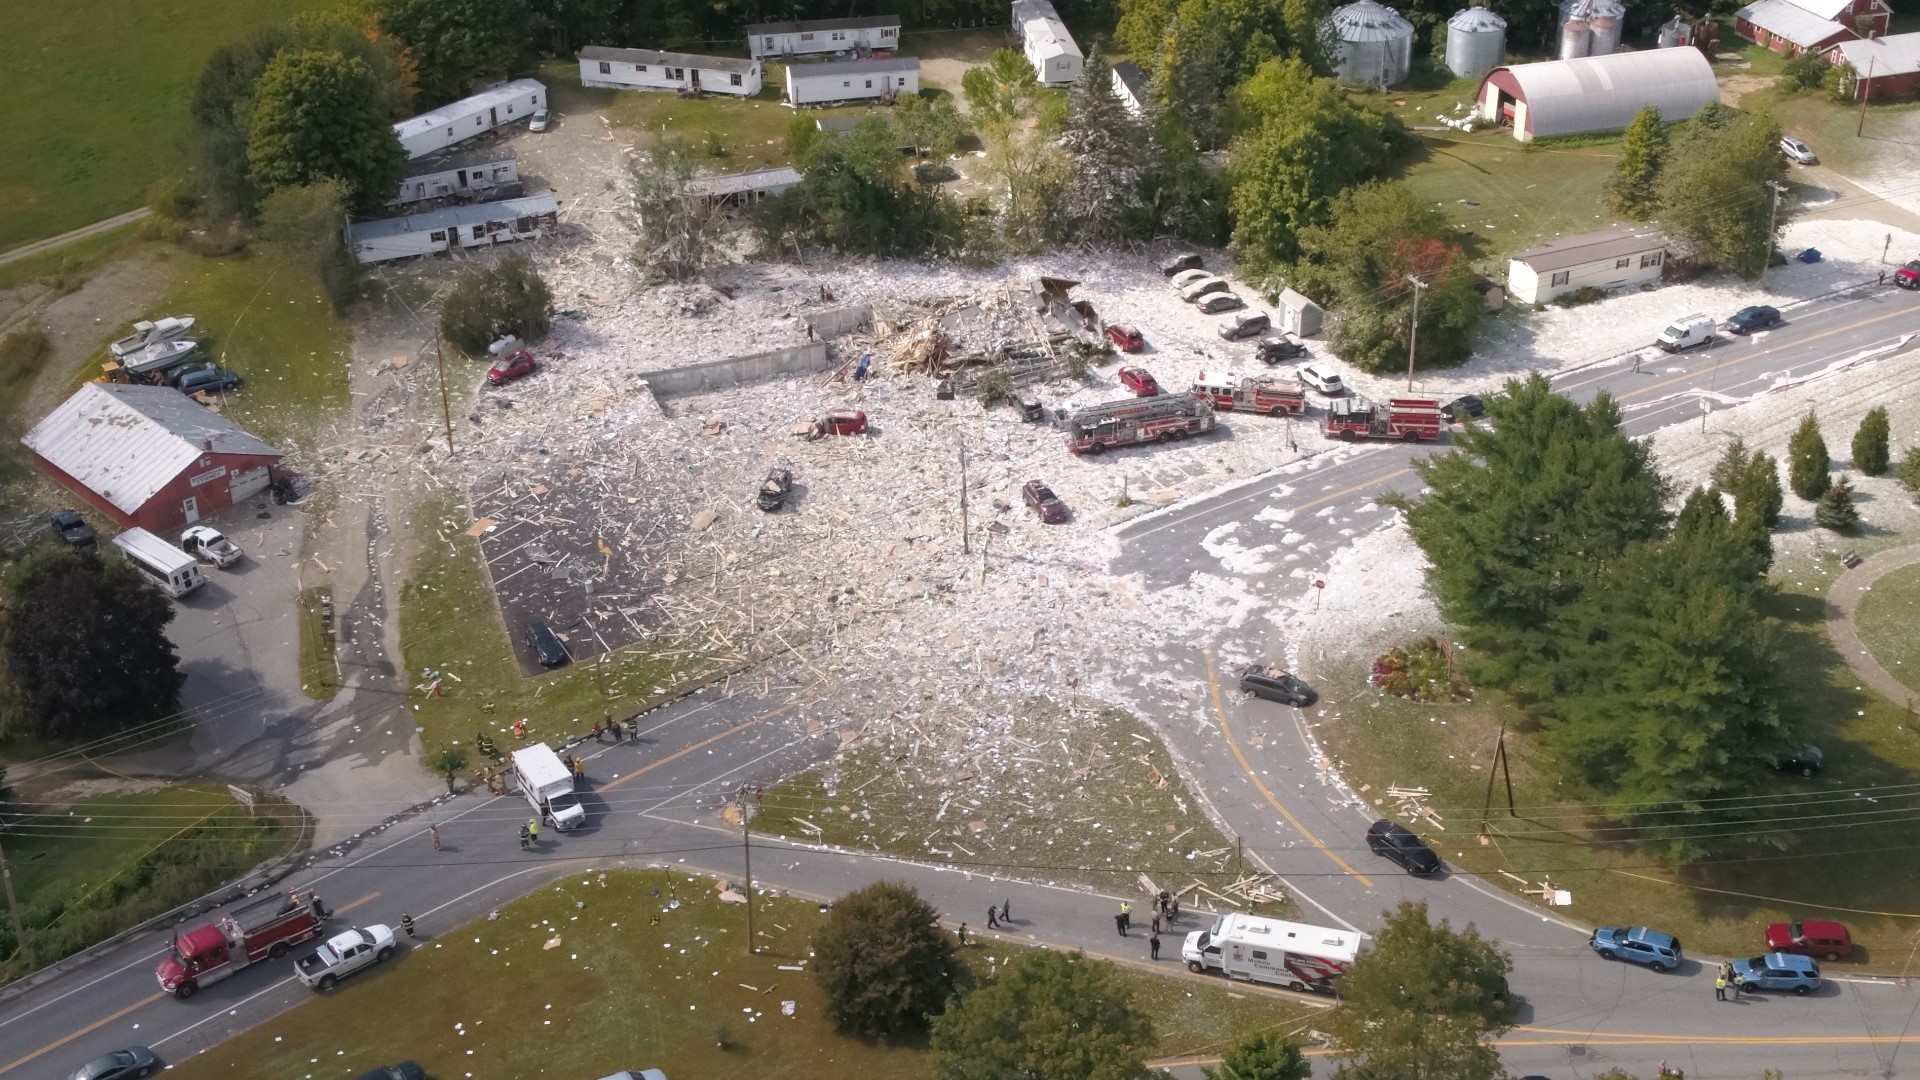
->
<box><xmin>1327</xmin><ymin>0</ymin><xmax>1416</xmax><ymax>87</ymax></box>
<box><xmin>1586</xmin><ymin>0</ymin><xmax>1626</xmax><ymax>54</ymax></box>
<box><xmin>1444</xmin><ymin>7</ymin><xmax>1507</xmax><ymax>79</ymax></box>
<box><xmin>1656</xmin><ymin>14</ymin><xmax>1693</xmax><ymax>46</ymax></box>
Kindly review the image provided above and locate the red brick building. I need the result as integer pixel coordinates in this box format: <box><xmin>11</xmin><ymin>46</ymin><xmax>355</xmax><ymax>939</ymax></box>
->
<box><xmin>1828</xmin><ymin>33</ymin><xmax>1920</xmax><ymax>98</ymax></box>
<box><xmin>1736</xmin><ymin>0</ymin><xmax>1889</xmax><ymax>55</ymax></box>
<box><xmin>22</xmin><ymin>383</ymin><xmax>284</xmax><ymax>535</ymax></box>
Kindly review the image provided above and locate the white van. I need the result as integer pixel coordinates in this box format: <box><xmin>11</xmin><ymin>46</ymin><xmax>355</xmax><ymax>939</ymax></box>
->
<box><xmin>1656</xmin><ymin>314</ymin><xmax>1716</xmax><ymax>352</ymax></box>
<box><xmin>112</xmin><ymin>527</ymin><xmax>206</xmax><ymax>598</ymax></box>
<box><xmin>511</xmin><ymin>744</ymin><xmax>586</xmax><ymax>830</ymax></box>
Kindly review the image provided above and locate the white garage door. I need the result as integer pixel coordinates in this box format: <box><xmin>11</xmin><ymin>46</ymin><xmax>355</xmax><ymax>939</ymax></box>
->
<box><xmin>229</xmin><ymin>466</ymin><xmax>271</xmax><ymax>502</ymax></box>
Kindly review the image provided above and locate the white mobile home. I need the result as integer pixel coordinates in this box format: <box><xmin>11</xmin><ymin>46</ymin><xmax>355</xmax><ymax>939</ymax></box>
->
<box><xmin>687</xmin><ymin>166</ymin><xmax>804</xmax><ymax>211</ymax></box>
<box><xmin>347</xmin><ymin>195</ymin><xmax>559</xmax><ymax>264</ymax></box>
<box><xmin>746</xmin><ymin>16</ymin><xmax>901</xmax><ymax>59</ymax></box>
<box><xmin>1013</xmin><ymin>0</ymin><xmax>1084</xmax><ymax>84</ymax></box>
<box><xmin>1507</xmin><ymin>225</ymin><xmax>1667</xmax><ymax>305</ymax></box>
<box><xmin>1111</xmin><ymin>60</ymin><xmax>1149</xmax><ymax>115</ymax></box>
<box><xmin>393</xmin><ymin>79</ymin><xmax>547</xmax><ymax>160</ymax></box>
<box><xmin>784</xmin><ymin>58</ymin><xmax>920</xmax><ymax>106</ymax></box>
<box><xmin>391</xmin><ymin>147</ymin><xmax>520</xmax><ymax>207</ymax></box>
<box><xmin>578</xmin><ymin>46</ymin><xmax>762</xmax><ymax>96</ymax></box>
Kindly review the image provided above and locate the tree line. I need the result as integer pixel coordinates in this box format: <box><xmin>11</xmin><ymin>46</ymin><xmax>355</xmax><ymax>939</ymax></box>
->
<box><xmin>1606</xmin><ymin>102</ymin><xmax>1792</xmax><ymax>279</ymax></box>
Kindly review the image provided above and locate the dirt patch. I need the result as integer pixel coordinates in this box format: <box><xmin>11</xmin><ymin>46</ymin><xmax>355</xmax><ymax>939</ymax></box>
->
<box><xmin>1</xmin><ymin>243</ymin><xmax>187</xmax><ymax>424</ymax></box>
<box><xmin>31</xmin><ymin>776</ymin><xmax>172</xmax><ymax>803</ymax></box>
<box><xmin>904</xmin><ymin>28</ymin><xmax>1013</xmax><ymax>106</ymax></box>
<box><xmin>1719</xmin><ymin>73</ymin><xmax>1773</xmax><ymax>106</ymax></box>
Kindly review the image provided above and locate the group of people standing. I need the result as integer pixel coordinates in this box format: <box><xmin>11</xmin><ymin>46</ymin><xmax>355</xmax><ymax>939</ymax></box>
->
<box><xmin>1113</xmin><ymin>890</ymin><xmax>1182</xmax><ymax>961</ymax></box>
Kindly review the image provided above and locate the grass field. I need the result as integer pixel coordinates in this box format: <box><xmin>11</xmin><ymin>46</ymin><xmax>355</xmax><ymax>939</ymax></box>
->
<box><xmin>0</xmin><ymin>222</ymin><xmax>144</xmax><ymax>293</ymax></box>
<box><xmin>163</xmin><ymin>868</ymin><xmax>1312</xmax><ymax>1080</ymax></box>
<box><xmin>297</xmin><ymin>585</ymin><xmax>340</xmax><ymax>702</ymax></box>
<box><xmin>1397</xmin><ymin>131</ymin><xmax>1625</xmax><ymax>266</ymax></box>
<box><xmin>1311</xmin><ymin>554</ymin><xmax>1920</xmax><ymax>966</ymax></box>
<box><xmin>0</xmin><ymin>0</ymin><xmax>333</xmax><ymax>252</ymax></box>
<box><xmin>397</xmin><ymin>492</ymin><xmax>729</xmax><ymax>757</ymax></box>
<box><xmin>1855</xmin><ymin>561</ymin><xmax>1920</xmax><ymax>695</ymax></box>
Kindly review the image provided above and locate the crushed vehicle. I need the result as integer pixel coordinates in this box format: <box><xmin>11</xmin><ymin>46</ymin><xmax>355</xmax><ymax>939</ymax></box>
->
<box><xmin>296</xmin><ymin>924</ymin><xmax>397</xmax><ymax>990</ymax></box>
<box><xmin>808</xmin><ymin>409</ymin><xmax>868</xmax><ymax>438</ymax></box>
<box><xmin>757</xmin><ymin>468</ymin><xmax>794</xmax><ymax>511</ymax></box>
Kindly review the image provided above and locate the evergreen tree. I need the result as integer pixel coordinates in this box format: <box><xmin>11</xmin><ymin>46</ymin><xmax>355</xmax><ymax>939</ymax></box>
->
<box><xmin>246</xmin><ymin>49</ymin><xmax>408</xmax><ymax>214</ymax></box>
<box><xmin>1853</xmin><ymin>405</ymin><xmax>1891</xmax><ymax>475</ymax></box>
<box><xmin>1710</xmin><ymin>438</ymin><xmax>1783</xmax><ymax>530</ymax></box>
<box><xmin>1899</xmin><ymin>445</ymin><xmax>1920</xmax><ymax>496</ymax></box>
<box><xmin>1816</xmin><ymin>476</ymin><xmax>1862</xmax><ymax>533</ymax></box>
<box><xmin>1327</xmin><ymin>901</ymin><xmax>1512</xmax><ymax>1080</ymax></box>
<box><xmin>1204</xmin><ymin>1031</ymin><xmax>1310</xmax><ymax>1080</ymax></box>
<box><xmin>1657</xmin><ymin>110</ymin><xmax>1788</xmax><ymax>278</ymax></box>
<box><xmin>1604</xmin><ymin>106</ymin><xmax>1666</xmax><ymax>221</ymax></box>
<box><xmin>1138</xmin><ymin>99</ymin><xmax>1228</xmax><ymax>243</ymax></box>
<box><xmin>1787</xmin><ymin>410</ymin><xmax>1831</xmax><ymax>500</ymax></box>
<box><xmin>930</xmin><ymin>950</ymin><xmax>1152</xmax><ymax>1080</ymax></box>
<box><xmin>1062</xmin><ymin>44</ymin><xmax>1150</xmax><ymax>244</ymax></box>
<box><xmin>813</xmin><ymin>881</ymin><xmax>954</xmax><ymax>1037</ymax></box>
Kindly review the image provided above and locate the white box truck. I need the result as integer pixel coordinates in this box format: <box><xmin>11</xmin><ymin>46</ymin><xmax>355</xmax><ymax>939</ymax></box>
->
<box><xmin>113</xmin><ymin>527</ymin><xmax>206</xmax><ymax>598</ymax></box>
<box><xmin>511</xmin><ymin>744</ymin><xmax>586</xmax><ymax>830</ymax></box>
<box><xmin>1182</xmin><ymin>913</ymin><xmax>1360</xmax><ymax>994</ymax></box>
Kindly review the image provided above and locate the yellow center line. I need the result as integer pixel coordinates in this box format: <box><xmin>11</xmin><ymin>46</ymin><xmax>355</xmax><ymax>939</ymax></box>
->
<box><xmin>599</xmin><ymin>701</ymin><xmax>796</xmax><ymax>792</ymax></box>
<box><xmin>1206</xmin><ymin>650</ymin><xmax>1372</xmax><ymax>888</ymax></box>
<box><xmin>0</xmin><ymin>991</ymin><xmax>164</xmax><ymax>1075</ymax></box>
<box><xmin>333</xmin><ymin>891</ymin><xmax>379</xmax><ymax>915</ymax></box>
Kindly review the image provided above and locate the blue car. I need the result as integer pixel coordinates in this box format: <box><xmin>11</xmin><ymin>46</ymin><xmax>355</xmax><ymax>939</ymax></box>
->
<box><xmin>1732</xmin><ymin>952</ymin><xmax>1821</xmax><ymax>995</ymax></box>
<box><xmin>1589</xmin><ymin>926</ymin><xmax>1682</xmax><ymax>972</ymax></box>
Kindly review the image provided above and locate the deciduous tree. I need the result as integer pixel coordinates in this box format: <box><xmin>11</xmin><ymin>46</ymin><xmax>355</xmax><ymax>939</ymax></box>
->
<box><xmin>812</xmin><ymin>881</ymin><xmax>953</xmax><ymax>1037</ymax></box>
<box><xmin>247</xmin><ymin>49</ymin><xmax>408</xmax><ymax>214</ymax></box>
<box><xmin>961</xmin><ymin>49</ymin><xmax>1043</xmax><ymax>127</ymax></box>
<box><xmin>974</xmin><ymin>121</ymin><xmax>1070</xmax><ymax>253</ymax></box>
<box><xmin>257</xmin><ymin>180</ymin><xmax>357</xmax><ymax>311</ymax></box>
<box><xmin>1787</xmin><ymin>410</ymin><xmax>1831</xmax><ymax>500</ymax></box>
<box><xmin>761</xmin><ymin>118</ymin><xmax>956</xmax><ymax>256</ymax></box>
<box><xmin>1604</xmin><ymin>106</ymin><xmax>1666</xmax><ymax>221</ymax></box>
<box><xmin>1853</xmin><ymin>405</ymin><xmax>1891</xmax><ymax>475</ymax></box>
<box><xmin>631</xmin><ymin>138</ymin><xmax>722</xmax><ymax>280</ymax></box>
<box><xmin>4</xmin><ymin>550</ymin><xmax>185</xmax><ymax>742</ymax></box>
<box><xmin>372</xmin><ymin>0</ymin><xmax>527</xmax><ymax>103</ymax></box>
<box><xmin>1204</xmin><ymin>1031</ymin><xmax>1310</xmax><ymax>1080</ymax></box>
<box><xmin>893</xmin><ymin>93</ymin><xmax>967</xmax><ymax>160</ymax></box>
<box><xmin>1657</xmin><ymin>110</ymin><xmax>1788</xmax><ymax>278</ymax></box>
<box><xmin>1327</xmin><ymin>900</ymin><xmax>1512</xmax><ymax>1080</ymax></box>
<box><xmin>439</xmin><ymin>255</ymin><xmax>553</xmax><ymax>356</ymax></box>
<box><xmin>931</xmin><ymin>950</ymin><xmax>1152</xmax><ymax>1080</ymax></box>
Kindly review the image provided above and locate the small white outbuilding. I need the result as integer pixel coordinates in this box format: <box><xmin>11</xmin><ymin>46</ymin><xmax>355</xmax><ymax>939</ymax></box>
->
<box><xmin>578</xmin><ymin>46</ymin><xmax>762</xmax><ymax>97</ymax></box>
<box><xmin>393</xmin><ymin>79</ymin><xmax>547</xmax><ymax>160</ymax></box>
<box><xmin>784</xmin><ymin>58</ymin><xmax>920</xmax><ymax>107</ymax></box>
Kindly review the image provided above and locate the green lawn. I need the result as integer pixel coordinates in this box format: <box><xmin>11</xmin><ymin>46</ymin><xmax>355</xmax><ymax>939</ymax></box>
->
<box><xmin>297</xmin><ymin>585</ymin><xmax>340</xmax><ymax>702</ymax></box>
<box><xmin>1397</xmin><ymin>130</ymin><xmax>1625</xmax><ymax>265</ymax></box>
<box><xmin>0</xmin><ymin>222</ymin><xmax>144</xmax><ymax>293</ymax></box>
<box><xmin>1743</xmin><ymin>84</ymin><xmax>1920</xmax><ymax>180</ymax></box>
<box><xmin>1312</xmin><ymin>557</ymin><xmax>1920</xmax><ymax>967</ymax></box>
<box><xmin>397</xmin><ymin>492</ymin><xmax>729</xmax><ymax>757</ymax></box>
<box><xmin>1855</xmin><ymin>561</ymin><xmax>1920</xmax><ymax>695</ymax></box>
<box><xmin>163</xmin><ymin>868</ymin><xmax>1311</xmax><ymax>1080</ymax></box>
<box><xmin>3</xmin><ymin>784</ymin><xmax>299</xmax><ymax>979</ymax></box>
<box><xmin>0</xmin><ymin>0</ymin><xmax>333</xmax><ymax>252</ymax></box>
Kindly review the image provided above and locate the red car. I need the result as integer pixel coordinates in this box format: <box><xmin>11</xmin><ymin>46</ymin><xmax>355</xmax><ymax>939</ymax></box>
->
<box><xmin>1106</xmin><ymin>324</ymin><xmax>1145</xmax><ymax>353</ymax></box>
<box><xmin>1117</xmin><ymin>366</ymin><xmax>1161</xmax><ymax>397</ymax></box>
<box><xmin>486</xmin><ymin>349</ymin><xmax>537</xmax><ymax>386</ymax></box>
<box><xmin>1765</xmin><ymin>920</ymin><xmax>1853</xmax><ymax>960</ymax></box>
<box><xmin>1022</xmin><ymin>480</ymin><xmax>1067</xmax><ymax>523</ymax></box>
<box><xmin>811</xmin><ymin>409</ymin><xmax>868</xmax><ymax>437</ymax></box>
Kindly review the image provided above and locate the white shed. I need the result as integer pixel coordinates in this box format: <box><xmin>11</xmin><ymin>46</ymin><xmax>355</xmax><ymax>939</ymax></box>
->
<box><xmin>1013</xmin><ymin>0</ymin><xmax>1084</xmax><ymax>84</ymax></box>
<box><xmin>347</xmin><ymin>195</ymin><xmax>559</xmax><ymax>264</ymax></box>
<box><xmin>1111</xmin><ymin>60</ymin><xmax>1149</xmax><ymax>115</ymax></box>
<box><xmin>1278</xmin><ymin>288</ymin><xmax>1325</xmax><ymax>337</ymax></box>
<box><xmin>391</xmin><ymin>147</ymin><xmax>520</xmax><ymax>207</ymax></box>
<box><xmin>784</xmin><ymin>58</ymin><xmax>920</xmax><ymax>107</ymax></box>
<box><xmin>746</xmin><ymin>16</ymin><xmax>901</xmax><ymax>59</ymax></box>
<box><xmin>578</xmin><ymin>46</ymin><xmax>762</xmax><ymax>97</ymax></box>
<box><xmin>393</xmin><ymin>79</ymin><xmax>547</xmax><ymax>160</ymax></box>
<box><xmin>1507</xmin><ymin>225</ymin><xmax>1666</xmax><ymax>304</ymax></box>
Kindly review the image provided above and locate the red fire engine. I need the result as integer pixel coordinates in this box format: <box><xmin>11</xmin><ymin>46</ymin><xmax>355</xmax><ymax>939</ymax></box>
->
<box><xmin>156</xmin><ymin>891</ymin><xmax>326</xmax><ymax>998</ymax></box>
<box><xmin>1189</xmin><ymin>371</ymin><xmax>1307</xmax><ymax>416</ymax></box>
<box><xmin>1065</xmin><ymin>395</ymin><xmax>1216</xmax><ymax>454</ymax></box>
<box><xmin>1322</xmin><ymin>396</ymin><xmax>1442</xmax><ymax>441</ymax></box>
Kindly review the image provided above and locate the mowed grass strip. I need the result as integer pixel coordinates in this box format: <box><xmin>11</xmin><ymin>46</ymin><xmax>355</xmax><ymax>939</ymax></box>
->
<box><xmin>0</xmin><ymin>0</ymin><xmax>332</xmax><ymax>251</ymax></box>
<box><xmin>162</xmin><ymin>868</ymin><xmax>1313</xmax><ymax>1080</ymax></box>
<box><xmin>1855</xmin><ymin>560</ymin><xmax>1920</xmax><ymax>696</ymax></box>
<box><xmin>1311</xmin><ymin>567</ymin><xmax>1920</xmax><ymax>966</ymax></box>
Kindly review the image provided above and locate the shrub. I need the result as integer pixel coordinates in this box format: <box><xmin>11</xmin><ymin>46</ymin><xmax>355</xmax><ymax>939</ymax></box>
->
<box><xmin>439</xmin><ymin>256</ymin><xmax>554</xmax><ymax>356</ymax></box>
<box><xmin>976</xmin><ymin>369</ymin><xmax>1015</xmax><ymax>407</ymax></box>
<box><xmin>813</xmin><ymin>881</ymin><xmax>953</xmax><ymax>1037</ymax></box>
<box><xmin>0</xmin><ymin>330</ymin><xmax>52</xmax><ymax>396</ymax></box>
<box><xmin>1370</xmin><ymin>636</ymin><xmax>1474</xmax><ymax>702</ymax></box>
<box><xmin>1778</xmin><ymin>51</ymin><xmax>1829</xmax><ymax>91</ymax></box>
<box><xmin>1853</xmin><ymin>405</ymin><xmax>1891</xmax><ymax>476</ymax></box>
<box><xmin>1787</xmin><ymin>410</ymin><xmax>1830</xmax><ymax>500</ymax></box>
<box><xmin>1550</xmin><ymin>285</ymin><xmax>1609</xmax><ymax>308</ymax></box>
<box><xmin>1897</xmin><ymin>445</ymin><xmax>1920</xmax><ymax>496</ymax></box>
<box><xmin>1815</xmin><ymin>476</ymin><xmax>1861</xmax><ymax>533</ymax></box>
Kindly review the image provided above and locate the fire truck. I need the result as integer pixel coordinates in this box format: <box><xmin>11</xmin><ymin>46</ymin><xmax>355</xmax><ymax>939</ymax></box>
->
<box><xmin>1322</xmin><ymin>396</ymin><xmax>1442</xmax><ymax>441</ymax></box>
<box><xmin>1190</xmin><ymin>371</ymin><xmax>1307</xmax><ymax>416</ymax></box>
<box><xmin>156</xmin><ymin>891</ymin><xmax>326</xmax><ymax>998</ymax></box>
<box><xmin>1065</xmin><ymin>395</ymin><xmax>1215</xmax><ymax>454</ymax></box>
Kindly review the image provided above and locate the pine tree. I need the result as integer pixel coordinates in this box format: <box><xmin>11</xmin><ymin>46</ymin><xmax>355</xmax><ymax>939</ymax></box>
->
<box><xmin>1899</xmin><ymin>445</ymin><xmax>1920</xmax><ymax>496</ymax></box>
<box><xmin>1816</xmin><ymin>476</ymin><xmax>1861</xmax><ymax>533</ymax></box>
<box><xmin>1742</xmin><ymin>450</ymin><xmax>1785</xmax><ymax>529</ymax></box>
<box><xmin>1062</xmin><ymin>44</ymin><xmax>1150</xmax><ymax>244</ymax></box>
<box><xmin>1604</xmin><ymin>106</ymin><xmax>1666</xmax><ymax>220</ymax></box>
<box><xmin>1787</xmin><ymin>410</ymin><xmax>1831</xmax><ymax>500</ymax></box>
<box><xmin>1853</xmin><ymin>405</ymin><xmax>1891</xmax><ymax>475</ymax></box>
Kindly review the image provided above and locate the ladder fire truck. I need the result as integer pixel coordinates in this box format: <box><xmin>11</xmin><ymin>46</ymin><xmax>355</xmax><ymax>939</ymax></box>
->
<box><xmin>1065</xmin><ymin>395</ymin><xmax>1216</xmax><ymax>454</ymax></box>
<box><xmin>1323</xmin><ymin>396</ymin><xmax>1442</xmax><ymax>441</ymax></box>
<box><xmin>1190</xmin><ymin>371</ymin><xmax>1307</xmax><ymax>416</ymax></box>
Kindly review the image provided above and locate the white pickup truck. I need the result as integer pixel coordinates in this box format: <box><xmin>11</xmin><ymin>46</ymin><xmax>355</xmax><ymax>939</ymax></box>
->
<box><xmin>296</xmin><ymin>924</ymin><xmax>396</xmax><ymax>990</ymax></box>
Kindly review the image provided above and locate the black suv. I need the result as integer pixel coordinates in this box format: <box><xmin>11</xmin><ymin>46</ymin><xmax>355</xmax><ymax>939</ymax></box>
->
<box><xmin>526</xmin><ymin>620</ymin><xmax>569</xmax><ymax>668</ymax></box>
<box><xmin>49</xmin><ymin>509</ymin><xmax>96</xmax><ymax>548</ymax></box>
<box><xmin>1367</xmin><ymin>819</ymin><xmax>1441</xmax><ymax>874</ymax></box>
<box><xmin>1239</xmin><ymin>665</ymin><xmax>1317</xmax><ymax>706</ymax></box>
<box><xmin>1256</xmin><ymin>338</ymin><xmax>1308</xmax><ymax>364</ymax></box>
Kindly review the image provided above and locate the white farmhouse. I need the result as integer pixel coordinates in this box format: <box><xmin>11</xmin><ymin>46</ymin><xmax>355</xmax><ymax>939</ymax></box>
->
<box><xmin>391</xmin><ymin>147</ymin><xmax>520</xmax><ymax>207</ymax></box>
<box><xmin>347</xmin><ymin>195</ymin><xmax>559</xmax><ymax>264</ymax></box>
<box><xmin>1013</xmin><ymin>0</ymin><xmax>1083</xmax><ymax>85</ymax></box>
<box><xmin>393</xmin><ymin>79</ymin><xmax>547</xmax><ymax>160</ymax></box>
<box><xmin>784</xmin><ymin>58</ymin><xmax>920</xmax><ymax>107</ymax></box>
<box><xmin>1506</xmin><ymin>225</ymin><xmax>1667</xmax><ymax>305</ymax></box>
<box><xmin>578</xmin><ymin>46</ymin><xmax>762</xmax><ymax>97</ymax></box>
<box><xmin>746</xmin><ymin>16</ymin><xmax>901</xmax><ymax>59</ymax></box>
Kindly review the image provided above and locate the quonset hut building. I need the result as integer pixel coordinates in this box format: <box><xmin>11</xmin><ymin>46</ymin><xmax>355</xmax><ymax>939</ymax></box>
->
<box><xmin>1475</xmin><ymin>48</ymin><xmax>1719</xmax><ymax>142</ymax></box>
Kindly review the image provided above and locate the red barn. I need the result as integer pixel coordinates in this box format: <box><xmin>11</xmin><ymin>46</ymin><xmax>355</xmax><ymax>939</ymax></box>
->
<box><xmin>1828</xmin><ymin>34</ymin><xmax>1920</xmax><ymax>98</ymax></box>
<box><xmin>21</xmin><ymin>383</ymin><xmax>284</xmax><ymax>534</ymax></box>
<box><xmin>1736</xmin><ymin>0</ymin><xmax>1888</xmax><ymax>55</ymax></box>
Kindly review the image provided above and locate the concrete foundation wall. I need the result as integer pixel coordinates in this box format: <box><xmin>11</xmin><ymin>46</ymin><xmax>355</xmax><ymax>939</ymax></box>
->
<box><xmin>639</xmin><ymin>341</ymin><xmax>834</xmax><ymax>400</ymax></box>
<box><xmin>805</xmin><ymin>304</ymin><xmax>873</xmax><ymax>338</ymax></box>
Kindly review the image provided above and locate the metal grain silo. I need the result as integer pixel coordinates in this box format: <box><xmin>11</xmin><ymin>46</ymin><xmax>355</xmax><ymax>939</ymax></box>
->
<box><xmin>1586</xmin><ymin>0</ymin><xmax>1626</xmax><ymax>54</ymax></box>
<box><xmin>1444</xmin><ymin>7</ymin><xmax>1507</xmax><ymax>78</ymax></box>
<box><xmin>1328</xmin><ymin>0</ymin><xmax>1415</xmax><ymax>87</ymax></box>
<box><xmin>1656</xmin><ymin>14</ymin><xmax>1693</xmax><ymax>46</ymax></box>
<box><xmin>1559</xmin><ymin>0</ymin><xmax>1591</xmax><ymax>59</ymax></box>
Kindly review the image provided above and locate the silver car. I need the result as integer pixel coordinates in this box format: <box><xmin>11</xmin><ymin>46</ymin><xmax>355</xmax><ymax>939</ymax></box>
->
<box><xmin>1180</xmin><ymin>277</ymin><xmax>1231</xmax><ymax>303</ymax></box>
<box><xmin>1780</xmin><ymin>135</ymin><xmax>1816</xmax><ymax>164</ymax></box>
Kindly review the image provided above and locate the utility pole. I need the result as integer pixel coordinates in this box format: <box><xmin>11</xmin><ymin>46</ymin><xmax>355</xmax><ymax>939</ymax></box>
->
<box><xmin>1859</xmin><ymin>56</ymin><xmax>1875</xmax><ymax>137</ymax></box>
<box><xmin>959</xmin><ymin>443</ymin><xmax>970</xmax><ymax>555</ymax></box>
<box><xmin>738</xmin><ymin>790</ymin><xmax>756</xmax><ymax>955</ymax></box>
<box><xmin>1757</xmin><ymin>182</ymin><xmax>1786</xmax><ymax>285</ymax></box>
<box><xmin>1404</xmin><ymin>276</ymin><xmax>1428</xmax><ymax>392</ymax></box>
<box><xmin>433</xmin><ymin>329</ymin><xmax>455</xmax><ymax>455</ymax></box>
<box><xmin>0</xmin><ymin>836</ymin><xmax>23</xmax><ymax>965</ymax></box>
